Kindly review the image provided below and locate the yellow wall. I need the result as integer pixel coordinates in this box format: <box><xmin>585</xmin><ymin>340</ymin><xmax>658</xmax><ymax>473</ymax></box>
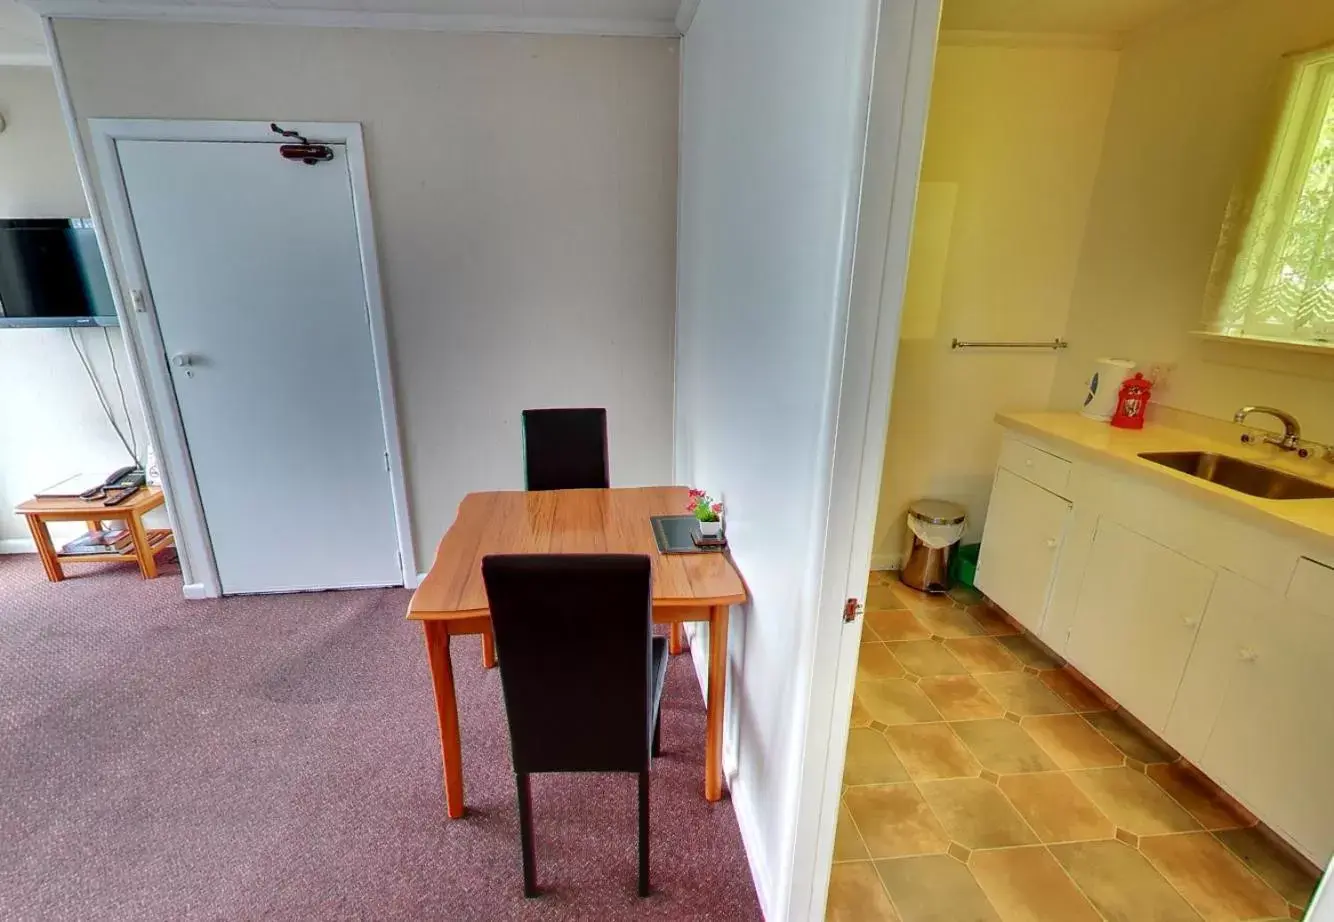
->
<box><xmin>873</xmin><ymin>43</ymin><xmax>1119</xmax><ymax>562</ymax></box>
<box><xmin>1052</xmin><ymin>0</ymin><xmax>1334</xmax><ymax>443</ymax></box>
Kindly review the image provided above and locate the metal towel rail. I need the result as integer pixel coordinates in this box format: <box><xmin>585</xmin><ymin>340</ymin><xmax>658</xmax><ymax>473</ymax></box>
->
<box><xmin>951</xmin><ymin>338</ymin><xmax>1068</xmax><ymax>351</ymax></box>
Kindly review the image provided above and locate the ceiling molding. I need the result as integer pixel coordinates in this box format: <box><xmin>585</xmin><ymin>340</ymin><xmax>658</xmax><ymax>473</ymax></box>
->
<box><xmin>27</xmin><ymin>2</ymin><xmax>681</xmax><ymax>38</ymax></box>
<box><xmin>675</xmin><ymin>0</ymin><xmax>700</xmax><ymax>34</ymax></box>
<box><xmin>938</xmin><ymin>28</ymin><xmax>1124</xmax><ymax>51</ymax></box>
<box><xmin>0</xmin><ymin>50</ymin><xmax>48</xmax><ymax>65</ymax></box>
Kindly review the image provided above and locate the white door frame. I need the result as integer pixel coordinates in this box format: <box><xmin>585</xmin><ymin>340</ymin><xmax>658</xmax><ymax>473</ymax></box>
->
<box><xmin>785</xmin><ymin>1</ymin><xmax>941</xmax><ymax>918</ymax></box>
<box><xmin>85</xmin><ymin>118</ymin><xmax>415</xmax><ymax>598</ymax></box>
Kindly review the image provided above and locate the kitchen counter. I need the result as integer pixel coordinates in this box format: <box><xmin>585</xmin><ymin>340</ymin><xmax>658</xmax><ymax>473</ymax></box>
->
<box><xmin>996</xmin><ymin>411</ymin><xmax>1334</xmax><ymax>553</ymax></box>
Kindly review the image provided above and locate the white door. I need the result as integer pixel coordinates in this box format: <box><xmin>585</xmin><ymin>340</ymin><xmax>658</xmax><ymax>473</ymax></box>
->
<box><xmin>1065</xmin><ymin>519</ymin><xmax>1215</xmax><ymax>733</ymax></box>
<box><xmin>116</xmin><ymin>139</ymin><xmax>401</xmax><ymax>594</ymax></box>
<box><xmin>974</xmin><ymin>469</ymin><xmax>1071</xmax><ymax>634</ymax></box>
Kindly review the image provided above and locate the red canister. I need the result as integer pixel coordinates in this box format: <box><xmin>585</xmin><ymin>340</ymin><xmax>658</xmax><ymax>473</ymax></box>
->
<box><xmin>1110</xmin><ymin>373</ymin><xmax>1152</xmax><ymax>430</ymax></box>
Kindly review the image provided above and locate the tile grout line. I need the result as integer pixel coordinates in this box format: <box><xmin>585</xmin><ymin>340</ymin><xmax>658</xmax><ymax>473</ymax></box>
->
<box><xmin>979</xmin><ymin>754</ymin><xmax>1138</xmax><ymax>921</ymax></box>
<box><xmin>1040</xmin><ymin>839</ymin><xmax>1143</xmax><ymax>922</ymax></box>
<box><xmin>1057</xmin><ymin>690</ymin><xmax>1311</xmax><ymax>912</ymax></box>
<box><xmin>1123</xmin><ymin>833</ymin><xmax>1211</xmax><ymax>922</ymax></box>
<box><xmin>905</xmin><ymin>776</ymin><xmax>1009</xmax><ymax>922</ymax></box>
<box><xmin>836</xmin><ymin>790</ymin><xmax>876</xmax><ymax>864</ymax></box>
<box><xmin>975</xmin><ymin>641</ymin><xmax>1247</xmax><ymax>920</ymax></box>
<box><xmin>992</xmin><ymin>715</ymin><xmax>1253</xmax><ymax>921</ymax></box>
<box><xmin>1135</xmin><ymin>813</ymin><xmax>1293</xmax><ymax>912</ymax></box>
<box><xmin>872</xmin><ymin>577</ymin><xmax>1299</xmax><ymax>920</ymax></box>
<box><xmin>838</xmin><ymin>793</ymin><xmax>907</xmax><ymax>919</ymax></box>
<box><xmin>890</xmin><ymin>588</ymin><xmax>1167</xmax><ymax>920</ymax></box>
<box><xmin>1068</xmin><ymin>703</ymin><xmax>1297</xmax><ymax>913</ymax></box>
<box><xmin>983</xmin><ymin>761</ymin><xmax>1202</xmax><ymax>922</ymax></box>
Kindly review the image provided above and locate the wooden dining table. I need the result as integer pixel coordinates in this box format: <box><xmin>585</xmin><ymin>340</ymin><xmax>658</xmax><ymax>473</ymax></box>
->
<box><xmin>408</xmin><ymin>486</ymin><xmax>748</xmax><ymax>818</ymax></box>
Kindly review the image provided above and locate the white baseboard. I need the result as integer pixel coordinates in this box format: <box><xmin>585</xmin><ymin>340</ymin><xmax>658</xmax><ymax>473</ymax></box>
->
<box><xmin>681</xmin><ymin>621</ymin><xmax>777</xmax><ymax>920</ymax></box>
<box><xmin>0</xmin><ymin>538</ymin><xmax>36</xmax><ymax>555</ymax></box>
<box><xmin>869</xmin><ymin>552</ymin><xmax>902</xmax><ymax>571</ymax></box>
<box><xmin>181</xmin><ymin>583</ymin><xmax>213</xmax><ymax>600</ymax></box>
<box><xmin>730</xmin><ymin>761</ymin><xmax>778</xmax><ymax>920</ymax></box>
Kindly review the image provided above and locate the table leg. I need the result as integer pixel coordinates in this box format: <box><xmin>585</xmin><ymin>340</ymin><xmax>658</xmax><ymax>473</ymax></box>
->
<box><xmin>423</xmin><ymin>621</ymin><xmax>466</xmax><ymax>819</ymax></box>
<box><xmin>705</xmin><ymin>604</ymin><xmax>729</xmax><ymax>802</ymax></box>
<box><xmin>481</xmin><ymin>627</ymin><xmax>497</xmax><ymax>669</ymax></box>
<box><xmin>85</xmin><ymin>519</ymin><xmax>103</xmax><ymax>535</ymax></box>
<box><xmin>669</xmin><ymin>622</ymin><xmax>685</xmax><ymax>655</ymax></box>
<box><xmin>126</xmin><ymin>512</ymin><xmax>158</xmax><ymax>579</ymax></box>
<box><xmin>25</xmin><ymin>515</ymin><xmax>63</xmax><ymax>582</ymax></box>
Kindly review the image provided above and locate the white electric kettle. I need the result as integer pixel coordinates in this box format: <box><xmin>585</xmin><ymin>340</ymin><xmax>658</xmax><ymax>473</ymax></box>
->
<box><xmin>1082</xmin><ymin>358</ymin><xmax>1136</xmax><ymax>421</ymax></box>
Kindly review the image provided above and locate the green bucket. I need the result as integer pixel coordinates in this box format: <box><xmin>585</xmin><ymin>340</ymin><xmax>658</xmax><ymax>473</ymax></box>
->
<box><xmin>950</xmin><ymin>543</ymin><xmax>981</xmax><ymax>590</ymax></box>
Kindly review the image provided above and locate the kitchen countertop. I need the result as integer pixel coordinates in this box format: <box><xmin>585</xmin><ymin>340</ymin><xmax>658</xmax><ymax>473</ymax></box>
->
<box><xmin>996</xmin><ymin>411</ymin><xmax>1334</xmax><ymax>553</ymax></box>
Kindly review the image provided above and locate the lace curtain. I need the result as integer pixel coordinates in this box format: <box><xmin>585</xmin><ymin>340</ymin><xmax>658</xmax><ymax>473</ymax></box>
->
<box><xmin>1209</xmin><ymin>52</ymin><xmax>1334</xmax><ymax>345</ymax></box>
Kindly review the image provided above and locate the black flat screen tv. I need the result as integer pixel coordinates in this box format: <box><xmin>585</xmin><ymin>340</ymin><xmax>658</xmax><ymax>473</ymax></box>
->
<box><xmin>0</xmin><ymin>218</ymin><xmax>117</xmax><ymax>328</ymax></box>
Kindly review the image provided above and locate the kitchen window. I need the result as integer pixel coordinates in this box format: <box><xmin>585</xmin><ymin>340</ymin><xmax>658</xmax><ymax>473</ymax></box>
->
<box><xmin>1206</xmin><ymin>48</ymin><xmax>1334</xmax><ymax>349</ymax></box>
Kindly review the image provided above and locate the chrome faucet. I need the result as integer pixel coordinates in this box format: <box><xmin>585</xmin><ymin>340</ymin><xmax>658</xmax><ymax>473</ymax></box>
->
<box><xmin>1234</xmin><ymin>406</ymin><xmax>1303</xmax><ymax>451</ymax></box>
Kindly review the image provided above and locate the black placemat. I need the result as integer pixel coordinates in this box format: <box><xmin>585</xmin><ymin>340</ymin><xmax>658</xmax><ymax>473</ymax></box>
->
<box><xmin>651</xmin><ymin>514</ymin><xmax>727</xmax><ymax>554</ymax></box>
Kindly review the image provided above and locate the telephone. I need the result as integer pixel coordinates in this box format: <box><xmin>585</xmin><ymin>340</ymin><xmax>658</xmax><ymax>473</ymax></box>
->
<box><xmin>81</xmin><ymin>466</ymin><xmax>147</xmax><ymax>506</ymax></box>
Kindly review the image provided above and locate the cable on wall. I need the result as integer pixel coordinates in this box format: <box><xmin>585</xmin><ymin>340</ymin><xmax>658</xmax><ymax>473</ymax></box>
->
<box><xmin>103</xmin><ymin>326</ymin><xmax>138</xmax><ymax>460</ymax></box>
<box><xmin>68</xmin><ymin>329</ymin><xmax>137</xmax><ymax>464</ymax></box>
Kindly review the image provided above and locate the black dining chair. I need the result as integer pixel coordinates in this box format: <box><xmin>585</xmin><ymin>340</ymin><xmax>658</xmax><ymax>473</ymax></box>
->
<box><xmin>521</xmin><ymin>408</ymin><xmax>610</xmax><ymax>491</ymax></box>
<box><xmin>481</xmin><ymin>554</ymin><xmax>668</xmax><ymax>899</ymax></box>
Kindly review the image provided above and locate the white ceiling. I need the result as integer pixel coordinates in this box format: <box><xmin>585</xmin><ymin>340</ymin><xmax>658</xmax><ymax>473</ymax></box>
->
<box><xmin>941</xmin><ymin>0</ymin><xmax>1211</xmax><ymax>37</ymax></box>
<box><xmin>16</xmin><ymin>0</ymin><xmax>686</xmax><ymax>36</ymax></box>
<box><xmin>0</xmin><ymin>0</ymin><xmax>44</xmax><ymax>61</ymax></box>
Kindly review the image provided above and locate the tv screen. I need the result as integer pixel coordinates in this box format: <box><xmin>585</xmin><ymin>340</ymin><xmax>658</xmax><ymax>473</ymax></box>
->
<box><xmin>0</xmin><ymin>218</ymin><xmax>118</xmax><ymax>328</ymax></box>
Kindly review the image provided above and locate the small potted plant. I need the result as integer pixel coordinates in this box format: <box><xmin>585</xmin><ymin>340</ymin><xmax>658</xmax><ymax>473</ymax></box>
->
<box><xmin>688</xmin><ymin>489</ymin><xmax>724</xmax><ymax>538</ymax></box>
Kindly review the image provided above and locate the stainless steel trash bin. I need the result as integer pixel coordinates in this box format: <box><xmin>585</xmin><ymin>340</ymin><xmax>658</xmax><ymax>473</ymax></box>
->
<box><xmin>901</xmin><ymin>499</ymin><xmax>967</xmax><ymax>594</ymax></box>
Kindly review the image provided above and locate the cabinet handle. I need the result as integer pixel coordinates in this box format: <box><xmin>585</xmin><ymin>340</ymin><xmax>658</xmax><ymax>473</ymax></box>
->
<box><xmin>1182</xmin><ymin>616</ymin><xmax>1201</xmax><ymax>628</ymax></box>
<box><xmin>1238</xmin><ymin>648</ymin><xmax>1257</xmax><ymax>663</ymax></box>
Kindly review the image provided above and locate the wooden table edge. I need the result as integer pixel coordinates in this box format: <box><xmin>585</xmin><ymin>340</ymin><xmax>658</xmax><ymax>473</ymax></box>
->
<box><xmin>15</xmin><ymin>488</ymin><xmax>165</xmax><ymax>518</ymax></box>
<box><xmin>404</xmin><ymin>593</ymin><xmax>748</xmax><ymax>622</ymax></box>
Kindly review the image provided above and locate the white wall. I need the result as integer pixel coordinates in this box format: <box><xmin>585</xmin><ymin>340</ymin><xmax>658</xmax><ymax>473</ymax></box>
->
<box><xmin>51</xmin><ymin>20</ymin><xmax>680</xmax><ymax>571</ymax></box>
<box><xmin>1052</xmin><ymin>0</ymin><xmax>1334</xmax><ymax>443</ymax></box>
<box><xmin>676</xmin><ymin>1</ymin><xmax>878</xmax><ymax>915</ymax></box>
<box><xmin>872</xmin><ymin>42</ymin><xmax>1119</xmax><ymax>563</ymax></box>
<box><xmin>0</xmin><ymin>65</ymin><xmax>143</xmax><ymax>549</ymax></box>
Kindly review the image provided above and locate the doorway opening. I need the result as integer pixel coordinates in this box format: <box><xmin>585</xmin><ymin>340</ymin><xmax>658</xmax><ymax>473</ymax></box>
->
<box><xmin>825</xmin><ymin>1</ymin><xmax>1331</xmax><ymax>918</ymax></box>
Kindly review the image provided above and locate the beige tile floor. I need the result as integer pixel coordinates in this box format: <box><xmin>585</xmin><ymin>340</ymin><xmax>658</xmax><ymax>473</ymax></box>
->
<box><xmin>829</xmin><ymin>573</ymin><xmax>1322</xmax><ymax>922</ymax></box>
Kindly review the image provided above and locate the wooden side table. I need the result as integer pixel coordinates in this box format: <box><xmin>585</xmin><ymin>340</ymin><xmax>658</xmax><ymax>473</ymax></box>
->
<box><xmin>14</xmin><ymin>487</ymin><xmax>174</xmax><ymax>582</ymax></box>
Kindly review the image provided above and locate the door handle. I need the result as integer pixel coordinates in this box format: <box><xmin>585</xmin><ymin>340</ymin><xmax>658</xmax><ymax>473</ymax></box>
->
<box><xmin>172</xmin><ymin>353</ymin><xmax>193</xmax><ymax>367</ymax></box>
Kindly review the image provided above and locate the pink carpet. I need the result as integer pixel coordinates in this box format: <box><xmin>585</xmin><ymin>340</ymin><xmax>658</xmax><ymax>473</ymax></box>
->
<box><xmin>0</xmin><ymin>554</ymin><xmax>761</xmax><ymax>920</ymax></box>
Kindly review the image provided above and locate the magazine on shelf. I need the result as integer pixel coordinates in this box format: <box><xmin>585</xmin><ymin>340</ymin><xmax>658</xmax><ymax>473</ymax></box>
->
<box><xmin>60</xmin><ymin>529</ymin><xmax>129</xmax><ymax>556</ymax></box>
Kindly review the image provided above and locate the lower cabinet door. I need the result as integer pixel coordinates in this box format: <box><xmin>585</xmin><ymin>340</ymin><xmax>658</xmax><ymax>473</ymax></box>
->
<box><xmin>1164</xmin><ymin>569</ymin><xmax>1267</xmax><ymax>764</ymax></box>
<box><xmin>1201</xmin><ymin>592</ymin><xmax>1334</xmax><ymax>864</ymax></box>
<box><xmin>1065</xmin><ymin>518</ymin><xmax>1215</xmax><ymax>734</ymax></box>
<box><xmin>975</xmin><ymin>468</ymin><xmax>1071</xmax><ymax>634</ymax></box>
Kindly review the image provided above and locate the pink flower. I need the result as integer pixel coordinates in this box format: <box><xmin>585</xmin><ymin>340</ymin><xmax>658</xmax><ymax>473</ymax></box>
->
<box><xmin>711</xmin><ymin>503</ymin><xmax>723</xmax><ymax>515</ymax></box>
<box><xmin>688</xmin><ymin>488</ymin><xmax>705</xmax><ymax>499</ymax></box>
